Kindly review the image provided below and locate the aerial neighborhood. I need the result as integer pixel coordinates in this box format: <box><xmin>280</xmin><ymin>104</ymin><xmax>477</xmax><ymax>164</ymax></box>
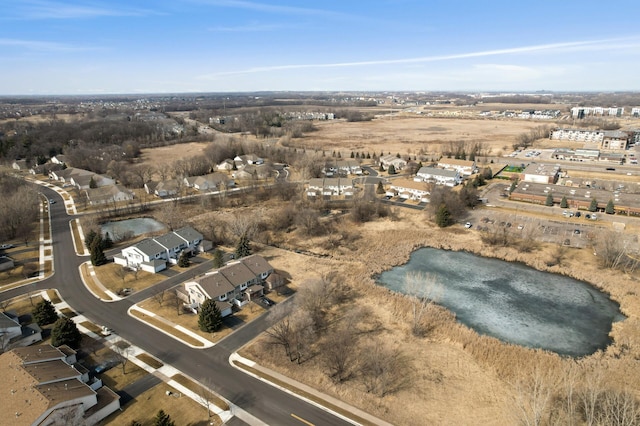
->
<box><xmin>2</xmin><ymin>91</ymin><xmax>640</xmax><ymax>425</ymax></box>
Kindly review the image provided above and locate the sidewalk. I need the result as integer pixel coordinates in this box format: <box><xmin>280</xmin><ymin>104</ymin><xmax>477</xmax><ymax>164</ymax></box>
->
<box><xmin>40</xmin><ymin>289</ymin><xmax>235</xmax><ymax>424</ymax></box>
<box><xmin>230</xmin><ymin>353</ymin><xmax>394</xmax><ymax>426</ymax></box>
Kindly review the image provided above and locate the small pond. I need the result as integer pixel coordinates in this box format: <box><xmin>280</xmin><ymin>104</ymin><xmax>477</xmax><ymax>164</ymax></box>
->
<box><xmin>101</xmin><ymin>218</ymin><xmax>166</xmax><ymax>240</ymax></box>
<box><xmin>377</xmin><ymin>247</ymin><xmax>625</xmax><ymax>356</ymax></box>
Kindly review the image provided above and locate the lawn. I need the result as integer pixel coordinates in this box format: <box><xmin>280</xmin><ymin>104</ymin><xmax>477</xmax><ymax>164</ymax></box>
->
<box><xmin>80</xmin><ymin>263</ymin><xmax>112</xmax><ymax>301</ymax></box>
<box><xmin>100</xmin><ymin>382</ymin><xmax>220</xmax><ymax>426</ymax></box>
<box><xmin>171</xmin><ymin>374</ymin><xmax>229</xmax><ymax>411</ymax></box>
<box><xmin>129</xmin><ymin>309</ymin><xmax>204</xmax><ymax>347</ymax></box>
<box><xmin>1</xmin><ymin>292</ymin><xmax>44</xmax><ymax>317</ymax></box>
<box><xmin>137</xmin><ymin>292</ymin><xmax>267</xmax><ymax>344</ymax></box>
<box><xmin>93</xmin><ymin>262</ymin><xmax>164</xmax><ymax>295</ymax></box>
<box><xmin>70</xmin><ymin>219</ymin><xmax>87</xmax><ymax>255</ymax></box>
<box><xmin>83</xmin><ymin>342</ymin><xmax>148</xmax><ymax>390</ymax></box>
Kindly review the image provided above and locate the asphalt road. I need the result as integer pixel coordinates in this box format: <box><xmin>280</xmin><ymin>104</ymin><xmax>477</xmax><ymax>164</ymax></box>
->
<box><xmin>2</xmin><ymin>185</ymin><xmax>352</xmax><ymax>426</ymax></box>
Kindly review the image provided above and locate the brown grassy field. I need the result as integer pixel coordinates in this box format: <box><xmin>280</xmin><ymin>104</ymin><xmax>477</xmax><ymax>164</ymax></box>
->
<box><xmin>235</xmin><ymin>207</ymin><xmax>640</xmax><ymax>426</ymax></box>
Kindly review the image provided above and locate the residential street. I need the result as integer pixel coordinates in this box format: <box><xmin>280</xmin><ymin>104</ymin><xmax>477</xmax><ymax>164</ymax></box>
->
<box><xmin>1</xmin><ymin>184</ymin><xmax>353</xmax><ymax>426</ymax></box>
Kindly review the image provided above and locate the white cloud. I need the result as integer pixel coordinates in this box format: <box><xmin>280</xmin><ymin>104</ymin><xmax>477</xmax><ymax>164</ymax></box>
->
<box><xmin>0</xmin><ymin>38</ymin><xmax>92</xmax><ymax>52</ymax></box>
<box><xmin>187</xmin><ymin>0</ymin><xmax>347</xmax><ymax>18</ymax></box>
<box><xmin>196</xmin><ymin>36</ymin><xmax>640</xmax><ymax>79</ymax></box>
<box><xmin>7</xmin><ymin>0</ymin><xmax>160</xmax><ymax>20</ymax></box>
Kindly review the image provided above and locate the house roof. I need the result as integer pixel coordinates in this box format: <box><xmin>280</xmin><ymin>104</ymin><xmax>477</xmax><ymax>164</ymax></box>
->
<box><xmin>154</xmin><ymin>232</ymin><xmax>185</xmax><ymax>250</ymax></box>
<box><xmin>390</xmin><ymin>178</ymin><xmax>430</xmax><ymax>192</ymax></box>
<box><xmin>219</xmin><ymin>262</ymin><xmax>256</xmax><ymax>287</ymax></box>
<box><xmin>12</xmin><ymin>345</ymin><xmax>65</xmax><ymax>364</ymax></box>
<box><xmin>0</xmin><ymin>348</ymin><xmax>96</xmax><ymax>426</ymax></box>
<box><xmin>173</xmin><ymin>226</ymin><xmax>202</xmax><ymax>243</ymax></box>
<box><xmin>22</xmin><ymin>359</ymin><xmax>81</xmax><ymax>384</ymax></box>
<box><xmin>85</xmin><ymin>184</ymin><xmax>132</xmax><ymax>203</ymax></box>
<box><xmin>0</xmin><ymin>311</ymin><xmax>20</xmax><ymax>329</ymax></box>
<box><xmin>156</xmin><ymin>179</ymin><xmax>179</xmax><ymax>192</ymax></box>
<box><xmin>438</xmin><ymin>158</ymin><xmax>475</xmax><ymax>167</ymax></box>
<box><xmin>193</xmin><ymin>271</ymin><xmax>235</xmax><ymax>299</ymax></box>
<box><xmin>241</xmin><ymin>254</ymin><xmax>273</xmax><ymax>277</ymax></box>
<box><xmin>133</xmin><ymin>238</ymin><xmax>165</xmax><ymax>257</ymax></box>
<box><xmin>417</xmin><ymin>167</ymin><xmax>459</xmax><ymax>178</ymax></box>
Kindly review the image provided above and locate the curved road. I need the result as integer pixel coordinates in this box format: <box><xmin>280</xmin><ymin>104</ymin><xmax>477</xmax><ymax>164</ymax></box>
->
<box><xmin>1</xmin><ymin>185</ymin><xmax>352</xmax><ymax>426</ymax></box>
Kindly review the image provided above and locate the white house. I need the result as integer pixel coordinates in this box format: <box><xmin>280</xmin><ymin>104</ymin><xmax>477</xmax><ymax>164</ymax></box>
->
<box><xmin>114</xmin><ymin>226</ymin><xmax>203</xmax><ymax>273</ymax></box>
<box><xmin>416</xmin><ymin>167</ymin><xmax>462</xmax><ymax>186</ymax></box>
<box><xmin>379</xmin><ymin>155</ymin><xmax>407</xmax><ymax>171</ymax></box>
<box><xmin>307</xmin><ymin>178</ymin><xmax>354</xmax><ymax>197</ymax></box>
<box><xmin>437</xmin><ymin>158</ymin><xmax>477</xmax><ymax>176</ymax></box>
<box><xmin>183</xmin><ymin>254</ymin><xmax>273</xmax><ymax>315</ymax></box>
<box><xmin>234</xmin><ymin>154</ymin><xmax>264</xmax><ymax>165</ymax></box>
<box><xmin>84</xmin><ymin>185</ymin><xmax>134</xmax><ymax>205</ymax></box>
<box><xmin>389</xmin><ymin>178</ymin><xmax>430</xmax><ymax>202</ymax></box>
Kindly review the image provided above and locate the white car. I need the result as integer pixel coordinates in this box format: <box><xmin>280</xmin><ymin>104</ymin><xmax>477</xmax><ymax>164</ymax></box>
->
<box><xmin>464</xmin><ymin>222</ymin><xmax>472</xmax><ymax>229</ymax></box>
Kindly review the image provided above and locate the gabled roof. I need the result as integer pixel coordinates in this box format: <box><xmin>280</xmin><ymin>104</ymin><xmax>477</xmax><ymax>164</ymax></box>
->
<box><xmin>219</xmin><ymin>261</ymin><xmax>256</xmax><ymax>286</ymax></box>
<box><xmin>132</xmin><ymin>238</ymin><xmax>165</xmax><ymax>257</ymax></box>
<box><xmin>241</xmin><ymin>254</ymin><xmax>273</xmax><ymax>277</ymax></box>
<box><xmin>0</xmin><ymin>311</ymin><xmax>20</xmax><ymax>329</ymax></box>
<box><xmin>154</xmin><ymin>232</ymin><xmax>185</xmax><ymax>250</ymax></box>
<box><xmin>12</xmin><ymin>345</ymin><xmax>65</xmax><ymax>364</ymax></box>
<box><xmin>85</xmin><ymin>184</ymin><xmax>132</xmax><ymax>202</ymax></box>
<box><xmin>417</xmin><ymin>167</ymin><xmax>459</xmax><ymax>178</ymax></box>
<box><xmin>193</xmin><ymin>271</ymin><xmax>235</xmax><ymax>299</ymax></box>
<box><xmin>437</xmin><ymin>158</ymin><xmax>475</xmax><ymax>167</ymax></box>
<box><xmin>173</xmin><ymin>226</ymin><xmax>202</xmax><ymax>243</ymax></box>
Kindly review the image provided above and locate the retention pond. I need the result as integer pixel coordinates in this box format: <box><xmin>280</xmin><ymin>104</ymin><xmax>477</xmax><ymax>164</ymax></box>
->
<box><xmin>100</xmin><ymin>218</ymin><xmax>166</xmax><ymax>240</ymax></box>
<box><xmin>377</xmin><ymin>247</ymin><xmax>625</xmax><ymax>356</ymax></box>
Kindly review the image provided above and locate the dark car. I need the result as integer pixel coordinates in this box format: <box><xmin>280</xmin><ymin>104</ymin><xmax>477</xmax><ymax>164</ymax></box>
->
<box><xmin>575</xmin><ymin>211</ymin><xmax>581</xmax><ymax>218</ymax></box>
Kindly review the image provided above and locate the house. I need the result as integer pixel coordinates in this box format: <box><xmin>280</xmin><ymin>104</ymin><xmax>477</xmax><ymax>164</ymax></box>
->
<box><xmin>12</xmin><ymin>159</ymin><xmax>29</xmax><ymax>170</ymax></box>
<box><xmin>416</xmin><ymin>167</ymin><xmax>462</xmax><ymax>186</ymax></box>
<box><xmin>379</xmin><ymin>155</ymin><xmax>407</xmax><ymax>171</ymax></box>
<box><xmin>84</xmin><ymin>185</ymin><xmax>134</xmax><ymax>205</ymax></box>
<box><xmin>184</xmin><ymin>173</ymin><xmax>233</xmax><ymax>192</ymax></box>
<box><xmin>182</xmin><ymin>255</ymin><xmax>273</xmax><ymax>314</ymax></box>
<box><xmin>216</xmin><ymin>159</ymin><xmax>236</xmax><ymax>172</ymax></box>
<box><xmin>234</xmin><ymin>154</ymin><xmax>264</xmax><ymax>165</ymax></box>
<box><xmin>437</xmin><ymin>158</ymin><xmax>477</xmax><ymax>176</ymax></box>
<box><xmin>114</xmin><ymin>226</ymin><xmax>203</xmax><ymax>273</ymax></box>
<box><xmin>307</xmin><ymin>178</ymin><xmax>354</xmax><ymax>197</ymax></box>
<box><xmin>0</xmin><ymin>312</ymin><xmax>42</xmax><ymax>350</ymax></box>
<box><xmin>50</xmin><ymin>155</ymin><xmax>68</xmax><ymax>165</ymax></box>
<box><xmin>49</xmin><ymin>168</ymin><xmax>114</xmax><ymax>190</ymax></box>
<box><xmin>232</xmin><ymin>164</ymin><xmax>271</xmax><ymax>180</ymax></box>
<box><xmin>389</xmin><ymin>178</ymin><xmax>430</xmax><ymax>202</ymax></box>
<box><xmin>29</xmin><ymin>163</ymin><xmax>63</xmax><ymax>176</ymax></box>
<box><xmin>322</xmin><ymin>159</ymin><xmax>362</xmax><ymax>176</ymax></box>
<box><xmin>0</xmin><ymin>345</ymin><xmax>120</xmax><ymax>426</ymax></box>
<box><xmin>145</xmin><ymin>179</ymin><xmax>180</xmax><ymax>197</ymax></box>
<box><xmin>521</xmin><ymin>163</ymin><xmax>560</xmax><ymax>184</ymax></box>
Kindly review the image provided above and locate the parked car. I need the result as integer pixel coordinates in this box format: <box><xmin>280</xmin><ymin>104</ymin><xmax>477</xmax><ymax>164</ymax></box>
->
<box><xmin>464</xmin><ymin>222</ymin><xmax>472</xmax><ymax>229</ymax></box>
<box><xmin>585</xmin><ymin>214</ymin><xmax>591</xmax><ymax>219</ymax></box>
<box><xmin>574</xmin><ymin>229</ymin><xmax>581</xmax><ymax>235</ymax></box>
<box><xmin>48</xmin><ymin>199</ymin><xmax>56</xmax><ymax>204</ymax></box>
<box><xmin>0</xmin><ymin>244</ymin><xmax>14</xmax><ymax>249</ymax></box>
<box><xmin>575</xmin><ymin>211</ymin><xmax>581</xmax><ymax>218</ymax></box>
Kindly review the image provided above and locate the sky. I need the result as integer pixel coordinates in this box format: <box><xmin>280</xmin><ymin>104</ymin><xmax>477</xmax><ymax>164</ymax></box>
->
<box><xmin>1</xmin><ymin>0</ymin><xmax>640</xmax><ymax>95</ymax></box>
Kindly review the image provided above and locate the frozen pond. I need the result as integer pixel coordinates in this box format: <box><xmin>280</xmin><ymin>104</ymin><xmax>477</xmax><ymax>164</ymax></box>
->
<box><xmin>101</xmin><ymin>218</ymin><xmax>166</xmax><ymax>240</ymax></box>
<box><xmin>377</xmin><ymin>247</ymin><xmax>625</xmax><ymax>356</ymax></box>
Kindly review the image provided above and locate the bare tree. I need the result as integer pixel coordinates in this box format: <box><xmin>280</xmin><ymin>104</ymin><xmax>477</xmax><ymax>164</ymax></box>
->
<box><xmin>510</xmin><ymin>365</ymin><xmax>554</xmax><ymax>426</ymax></box>
<box><xmin>596</xmin><ymin>388</ymin><xmax>640</xmax><ymax>426</ymax></box>
<box><xmin>404</xmin><ymin>271</ymin><xmax>440</xmax><ymax>337</ymax></box>
<box><xmin>359</xmin><ymin>339</ymin><xmax>412</xmax><ymax>397</ymax></box>
<box><xmin>579</xmin><ymin>366</ymin><xmax>604</xmax><ymax>426</ymax></box>
<box><xmin>228</xmin><ymin>213</ymin><xmax>258</xmax><ymax>240</ymax></box>
<box><xmin>112</xmin><ymin>339</ymin><xmax>133</xmax><ymax>374</ymax></box>
<box><xmin>321</xmin><ymin>325</ymin><xmax>358</xmax><ymax>383</ymax></box>
<box><xmin>152</xmin><ymin>289</ymin><xmax>166</xmax><ymax>307</ymax></box>
<box><xmin>114</xmin><ymin>266</ymin><xmax>129</xmax><ymax>286</ymax></box>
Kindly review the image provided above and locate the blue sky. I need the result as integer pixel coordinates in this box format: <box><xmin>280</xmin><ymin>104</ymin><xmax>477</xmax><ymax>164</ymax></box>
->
<box><xmin>1</xmin><ymin>0</ymin><xmax>639</xmax><ymax>95</ymax></box>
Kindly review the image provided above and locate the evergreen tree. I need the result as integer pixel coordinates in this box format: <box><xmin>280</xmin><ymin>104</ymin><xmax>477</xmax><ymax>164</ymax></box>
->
<box><xmin>395</xmin><ymin>152</ymin><xmax>401</xmax><ymax>158</ymax></box>
<box><xmin>51</xmin><ymin>317</ymin><xmax>82</xmax><ymax>348</ymax></box>
<box><xmin>588</xmin><ymin>198</ymin><xmax>598</xmax><ymax>212</ymax></box>
<box><xmin>509</xmin><ymin>180</ymin><xmax>518</xmax><ymax>193</ymax></box>
<box><xmin>84</xmin><ymin>229</ymin><xmax>98</xmax><ymax>250</ymax></box>
<box><xmin>89</xmin><ymin>176</ymin><xmax>97</xmax><ymax>189</ymax></box>
<box><xmin>350</xmin><ymin>151</ymin><xmax>355</xmax><ymax>158</ymax></box>
<box><xmin>32</xmin><ymin>299</ymin><xmax>58</xmax><ymax>326</ymax></box>
<box><xmin>90</xmin><ymin>238</ymin><xmax>107</xmax><ymax>266</ymax></box>
<box><xmin>235</xmin><ymin>233</ymin><xmax>251</xmax><ymax>259</ymax></box>
<box><xmin>178</xmin><ymin>251</ymin><xmax>189</xmax><ymax>267</ymax></box>
<box><xmin>435</xmin><ymin>204</ymin><xmax>452</xmax><ymax>228</ymax></box>
<box><xmin>560</xmin><ymin>196</ymin><xmax>568</xmax><ymax>209</ymax></box>
<box><xmin>213</xmin><ymin>249</ymin><xmax>224</xmax><ymax>268</ymax></box>
<box><xmin>355</xmin><ymin>152</ymin><xmax>360</xmax><ymax>159</ymax></box>
<box><xmin>379</xmin><ymin>163</ymin><xmax>385</xmax><ymax>172</ymax></box>
<box><xmin>198</xmin><ymin>299</ymin><xmax>222</xmax><ymax>333</ymax></box>
<box><xmin>545</xmin><ymin>192</ymin><xmax>554</xmax><ymax>207</ymax></box>
<box><xmin>366</xmin><ymin>153</ymin><xmax>371</xmax><ymax>159</ymax></box>
<box><xmin>376</xmin><ymin>181</ymin><xmax>385</xmax><ymax>194</ymax></box>
<box><xmin>337</xmin><ymin>152</ymin><xmax>342</xmax><ymax>158</ymax></box>
<box><xmin>103</xmin><ymin>232</ymin><xmax>113</xmax><ymax>249</ymax></box>
<box><xmin>605</xmin><ymin>199</ymin><xmax>615</xmax><ymax>214</ymax></box>
<box><xmin>387</xmin><ymin>164</ymin><xmax>396</xmax><ymax>175</ymax></box>
<box><xmin>153</xmin><ymin>410</ymin><xmax>175</xmax><ymax>426</ymax></box>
